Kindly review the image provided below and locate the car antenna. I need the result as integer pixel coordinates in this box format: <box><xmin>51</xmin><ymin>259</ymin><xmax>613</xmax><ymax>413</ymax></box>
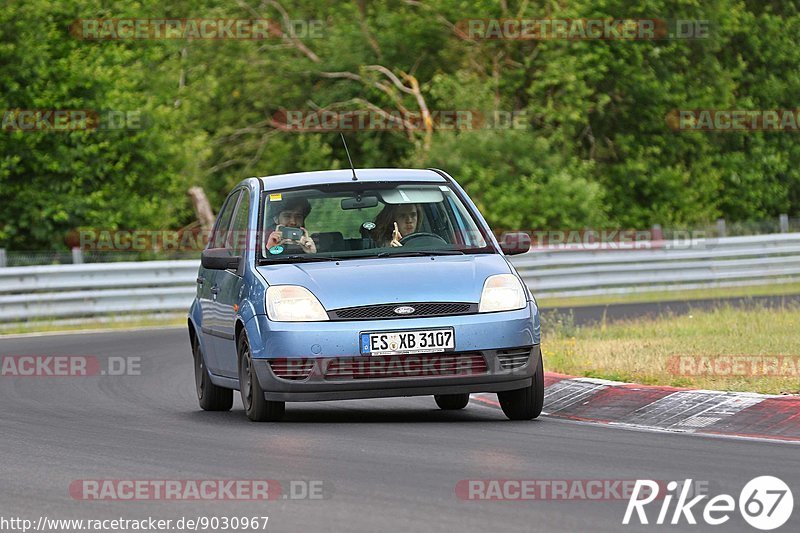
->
<box><xmin>340</xmin><ymin>133</ymin><xmax>358</xmax><ymax>181</ymax></box>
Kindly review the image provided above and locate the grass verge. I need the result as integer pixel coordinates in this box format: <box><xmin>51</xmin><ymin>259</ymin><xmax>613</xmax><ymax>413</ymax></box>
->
<box><xmin>542</xmin><ymin>305</ymin><xmax>800</xmax><ymax>395</ymax></box>
<box><xmin>0</xmin><ymin>314</ymin><xmax>185</xmax><ymax>336</ymax></box>
<box><xmin>537</xmin><ymin>281</ymin><xmax>800</xmax><ymax>308</ymax></box>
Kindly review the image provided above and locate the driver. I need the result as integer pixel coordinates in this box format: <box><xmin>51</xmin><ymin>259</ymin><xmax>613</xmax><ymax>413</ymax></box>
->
<box><xmin>265</xmin><ymin>198</ymin><xmax>317</xmax><ymax>253</ymax></box>
<box><xmin>373</xmin><ymin>203</ymin><xmax>422</xmax><ymax>247</ymax></box>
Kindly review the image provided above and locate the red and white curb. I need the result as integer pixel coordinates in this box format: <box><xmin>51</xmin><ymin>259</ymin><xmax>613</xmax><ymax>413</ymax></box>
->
<box><xmin>473</xmin><ymin>373</ymin><xmax>800</xmax><ymax>443</ymax></box>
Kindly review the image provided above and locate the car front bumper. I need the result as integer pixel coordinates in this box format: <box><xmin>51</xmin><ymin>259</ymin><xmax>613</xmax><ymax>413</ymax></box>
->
<box><xmin>246</xmin><ymin>303</ymin><xmax>540</xmax><ymax>402</ymax></box>
<box><xmin>252</xmin><ymin>345</ymin><xmax>540</xmax><ymax>402</ymax></box>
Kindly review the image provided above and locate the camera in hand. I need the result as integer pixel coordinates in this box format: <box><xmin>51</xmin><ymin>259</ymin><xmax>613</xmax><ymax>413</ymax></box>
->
<box><xmin>280</xmin><ymin>226</ymin><xmax>303</xmax><ymax>241</ymax></box>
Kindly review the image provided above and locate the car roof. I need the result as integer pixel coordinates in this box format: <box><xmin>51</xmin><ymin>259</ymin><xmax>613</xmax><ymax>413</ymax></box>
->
<box><xmin>257</xmin><ymin>168</ymin><xmax>447</xmax><ymax>190</ymax></box>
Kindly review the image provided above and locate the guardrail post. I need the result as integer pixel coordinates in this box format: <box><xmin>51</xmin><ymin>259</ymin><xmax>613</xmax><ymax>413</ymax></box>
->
<box><xmin>779</xmin><ymin>214</ymin><xmax>789</xmax><ymax>233</ymax></box>
<box><xmin>0</xmin><ymin>248</ymin><xmax>6</xmax><ymax>267</ymax></box>
<box><xmin>71</xmin><ymin>247</ymin><xmax>83</xmax><ymax>264</ymax></box>
<box><xmin>716</xmin><ymin>218</ymin><xmax>726</xmax><ymax>237</ymax></box>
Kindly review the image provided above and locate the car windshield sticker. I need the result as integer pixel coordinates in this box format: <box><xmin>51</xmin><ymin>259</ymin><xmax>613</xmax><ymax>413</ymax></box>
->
<box><xmin>269</xmin><ymin>245</ymin><xmax>284</xmax><ymax>254</ymax></box>
<box><xmin>269</xmin><ymin>193</ymin><xmax>282</xmax><ymax>201</ymax></box>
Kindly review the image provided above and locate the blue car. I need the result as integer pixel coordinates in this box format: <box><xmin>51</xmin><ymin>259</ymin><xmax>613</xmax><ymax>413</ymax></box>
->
<box><xmin>188</xmin><ymin>168</ymin><xmax>542</xmax><ymax>421</ymax></box>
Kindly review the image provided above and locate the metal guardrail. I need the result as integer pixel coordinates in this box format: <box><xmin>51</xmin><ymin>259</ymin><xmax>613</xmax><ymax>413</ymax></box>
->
<box><xmin>513</xmin><ymin>233</ymin><xmax>800</xmax><ymax>298</ymax></box>
<box><xmin>0</xmin><ymin>261</ymin><xmax>198</xmax><ymax>321</ymax></box>
<box><xmin>1</xmin><ymin>233</ymin><xmax>799</xmax><ymax>322</ymax></box>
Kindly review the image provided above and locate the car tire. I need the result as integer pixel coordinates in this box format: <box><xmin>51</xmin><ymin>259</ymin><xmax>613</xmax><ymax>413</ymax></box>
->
<box><xmin>192</xmin><ymin>334</ymin><xmax>233</xmax><ymax>412</ymax></box>
<box><xmin>238</xmin><ymin>334</ymin><xmax>285</xmax><ymax>422</ymax></box>
<box><xmin>497</xmin><ymin>349</ymin><xmax>544</xmax><ymax>420</ymax></box>
<box><xmin>434</xmin><ymin>394</ymin><xmax>470</xmax><ymax>410</ymax></box>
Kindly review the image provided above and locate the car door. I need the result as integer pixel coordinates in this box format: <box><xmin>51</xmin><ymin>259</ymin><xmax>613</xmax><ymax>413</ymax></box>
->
<box><xmin>214</xmin><ymin>189</ymin><xmax>251</xmax><ymax>378</ymax></box>
<box><xmin>199</xmin><ymin>189</ymin><xmax>241</xmax><ymax>375</ymax></box>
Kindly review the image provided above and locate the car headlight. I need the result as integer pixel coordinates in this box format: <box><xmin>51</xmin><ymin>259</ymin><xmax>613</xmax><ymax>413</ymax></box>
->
<box><xmin>478</xmin><ymin>274</ymin><xmax>527</xmax><ymax>313</ymax></box>
<box><xmin>266</xmin><ymin>286</ymin><xmax>329</xmax><ymax>322</ymax></box>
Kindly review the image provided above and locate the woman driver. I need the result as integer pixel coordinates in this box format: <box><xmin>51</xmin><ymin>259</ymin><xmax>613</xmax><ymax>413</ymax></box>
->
<box><xmin>373</xmin><ymin>203</ymin><xmax>423</xmax><ymax>247</ymax></box>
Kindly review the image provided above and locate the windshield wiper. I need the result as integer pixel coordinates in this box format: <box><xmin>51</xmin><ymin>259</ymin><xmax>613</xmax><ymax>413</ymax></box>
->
<box><xmin>259</xmin><ymin>255</ymin><xmax>339</xmax><ymax>264</ymax></box>
<box><xmin>376</xmin><ymin>250</ymin><xmax>465</xmax><ymax>258</ymax></box>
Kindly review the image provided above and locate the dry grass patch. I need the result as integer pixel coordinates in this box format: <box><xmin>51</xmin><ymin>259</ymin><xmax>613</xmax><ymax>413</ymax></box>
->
<box><xmin>542</xmin><ymin>305</ymin><xmax>800</xmax><ymax>394</ymax></box>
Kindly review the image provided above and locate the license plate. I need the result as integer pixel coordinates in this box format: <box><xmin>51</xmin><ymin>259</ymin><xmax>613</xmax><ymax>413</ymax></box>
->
<box><xmin>360</xmin><ymin>328</ymin><xmax>455</xmax><ymax>356</ymax></box>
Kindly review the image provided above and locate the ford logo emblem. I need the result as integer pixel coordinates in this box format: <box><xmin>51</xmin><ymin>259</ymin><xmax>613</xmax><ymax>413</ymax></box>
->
<box><xmin>394</xmin><ymin>306</ymin><xmax>415</xmax><ymax>315</ymax></box>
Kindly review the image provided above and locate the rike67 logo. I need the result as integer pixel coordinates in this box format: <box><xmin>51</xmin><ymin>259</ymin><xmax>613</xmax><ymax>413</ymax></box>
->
<box><xmin>623</xmin><ymin>476</ymin><xmax>794</xmax><ymax>530</ymax></box>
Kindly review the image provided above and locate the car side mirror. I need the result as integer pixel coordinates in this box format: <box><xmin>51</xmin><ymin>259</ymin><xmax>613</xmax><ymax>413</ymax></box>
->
<box><xmin>499</xmin><ymin>232</ymin><xmax>531</xmax><ymax>255</ymax></box>
<box><xmin>201</xmin><ymin>248</ymin><xmax>241</xmax><ymax>270</ymax></box>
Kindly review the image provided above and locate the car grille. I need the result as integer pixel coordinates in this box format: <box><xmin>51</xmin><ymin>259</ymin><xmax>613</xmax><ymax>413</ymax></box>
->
<box><xmin>497</xmin><ymin>348</ymin><xmax>532</xmax><ymax>370</ymax></box>
<box><xmin>325</xmin><ymin>353</ymin><xmax>487</xmax><ymax>380</ymax></box>
<box><xmin>268</xmin><ymin>359</ymin><xmax>315</xmax><ymax>380</ymax></box>
<box><xmin>329</xmin><ymin>302</ymin><xmax>477</xmax><ymax>321</ymax></box>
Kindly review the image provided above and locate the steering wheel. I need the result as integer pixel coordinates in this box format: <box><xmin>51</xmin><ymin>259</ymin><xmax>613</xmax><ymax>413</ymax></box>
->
<box><xmin>399</xmin><ymin>232</ymin><xmax>449</xmax><ymax>247</ymax></box>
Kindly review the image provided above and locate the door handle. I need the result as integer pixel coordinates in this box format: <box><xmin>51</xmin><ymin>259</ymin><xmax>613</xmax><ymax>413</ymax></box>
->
<box><xmin>196</xmin><ymin>276</ymin><xmax>205</xmax><ymax>285</ymax></box>
<box><xmin>210</xmin><ymin>286</ymin><xmax>220</xmax><ymax>294</ymax></box>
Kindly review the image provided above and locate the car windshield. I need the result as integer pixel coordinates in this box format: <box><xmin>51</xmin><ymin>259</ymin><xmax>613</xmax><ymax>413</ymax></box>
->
<box><xmin>258</xmin><ymin>182</ymin><xmax>492</xmax><ymax>262</ymax></box>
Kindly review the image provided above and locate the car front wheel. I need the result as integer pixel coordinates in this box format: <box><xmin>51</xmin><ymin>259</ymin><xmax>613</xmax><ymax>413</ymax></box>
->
<box><xmin>238</xmin><ymin>335</ymin><xmax>285</xmax><ymax>422</ymax></box>
<box><xmin>497</xmin><ymin>350</ymin><xmax>544</xmax><ymax>420</ymax></box>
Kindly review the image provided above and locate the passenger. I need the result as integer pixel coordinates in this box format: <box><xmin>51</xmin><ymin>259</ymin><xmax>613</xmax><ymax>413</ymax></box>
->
<box><xmin>373</xmin><ymin>203</ymin><xmax>423</xmax><ymax>247</ymax></box>
<box><xmin>265</xmin><ymin>198</ymin><xmax>317</xmax><ymax>253</ymax></box>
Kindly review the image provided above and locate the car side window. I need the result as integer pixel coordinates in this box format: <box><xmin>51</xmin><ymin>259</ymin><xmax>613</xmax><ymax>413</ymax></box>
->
<box><xmin>228</xmin><ymin>190</ymin><xmax>250</xmax><ymax>254</ymax></box>
<box><xmin>210</xmin><ymin>190</ymin><xmax>241</xmax><ymax>249</ymax></box>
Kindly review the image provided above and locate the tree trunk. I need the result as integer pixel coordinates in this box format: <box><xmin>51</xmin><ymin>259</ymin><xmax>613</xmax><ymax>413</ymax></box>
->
<box><xmin>187</xmin><ymin>186</ymin><xmax>216</xmax><ymax>231</ymax></box>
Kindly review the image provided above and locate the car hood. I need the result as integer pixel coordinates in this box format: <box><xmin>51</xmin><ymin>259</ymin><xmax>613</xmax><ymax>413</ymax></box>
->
<box><xmin>256</xmin><ymin>254</ymin><xmax>511</xmax><ymax>310</ymax></box>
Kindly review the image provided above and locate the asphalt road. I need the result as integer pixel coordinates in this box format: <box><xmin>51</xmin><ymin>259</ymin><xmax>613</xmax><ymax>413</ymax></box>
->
<box><xmin>1</xmin><ymin>328</ymin><xmax>798</xmax><ymax>533</ymax></box>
